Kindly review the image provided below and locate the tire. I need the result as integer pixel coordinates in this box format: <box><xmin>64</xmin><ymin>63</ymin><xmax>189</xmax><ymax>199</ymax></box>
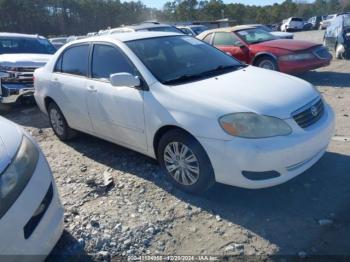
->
<box><xmin>158</xmin><ymin>129</ymin><xmax>215</xmax><ymax>194</ymax></box>
<box><xmin>335</xmin><ymin>43</ymin><xmax>346</xmax><ymax>60</ymax></box>
<box><xmin>47</xmin><ymin>102</ymin><xmax>77</xmax><ymax>141</ymax></box>
<box><xmin>255</xmin><ymin>56</ymin><xmax>278</xmax><ymax>71</ymax></box>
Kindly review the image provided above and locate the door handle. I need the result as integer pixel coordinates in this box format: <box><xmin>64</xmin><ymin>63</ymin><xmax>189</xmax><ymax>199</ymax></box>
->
<box><xmin>52</xmin><ymin>77</ymin><xmax>58</xmax><ymax>82</ymax></box>
<box><xmin>88</xmin><ymin>85</ymin><xmax>97</xmax><ymax>92</ymax></box>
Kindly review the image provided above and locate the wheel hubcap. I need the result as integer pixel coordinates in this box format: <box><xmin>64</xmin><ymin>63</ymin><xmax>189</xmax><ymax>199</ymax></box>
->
<box><xmin>50</xmin><ymin>108</ymin><xmax>64</xmax><ymax>136</ymax></box>
<box><xmin>259</xmin><ymin>60</ymin><xmax>275</xmax><ymax>70</ymax></box>
<box><xmin>163</xmin><ymin>142</ymin><xmax>200</xmax><ymax>186</ymax></box>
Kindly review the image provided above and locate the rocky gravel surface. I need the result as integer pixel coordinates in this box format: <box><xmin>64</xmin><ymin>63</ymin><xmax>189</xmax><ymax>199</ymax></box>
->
<box><xmin>1</xmin><ymin>30</ymin><xmax>350</xmax><ymax>261</ymax></box>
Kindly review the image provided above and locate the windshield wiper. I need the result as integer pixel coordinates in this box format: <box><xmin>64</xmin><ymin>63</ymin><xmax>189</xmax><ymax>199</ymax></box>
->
<box><xmin>163</xmin><ymin>64</ymin><xmax>245</xmax><ymax>85</ymax></box>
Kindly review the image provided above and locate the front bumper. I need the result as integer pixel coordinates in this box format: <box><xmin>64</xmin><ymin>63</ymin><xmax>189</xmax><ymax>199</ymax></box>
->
<box><xmin>278</xmin><ymin>58</ymin><xmax>331</xmax><ymax>74</ymax></box>
<box><xmin>0</xmin><ymin>82</ymin><xmax>34</xmax><ymax>104</ymax></box>
<box><xmin>198</xmin><ymin>104</ymin><xmax>335</xmax><ymax>189</ymax></box>
<box><xmin>0</xmin><ymin>151</ymin><xmax>64</xmax><ymax>259</ymax></box>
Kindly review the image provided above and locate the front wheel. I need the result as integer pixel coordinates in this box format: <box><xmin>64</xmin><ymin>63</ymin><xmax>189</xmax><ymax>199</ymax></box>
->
<box><xmin>47</xmin><ymin>102</ymin><xmax>77</xmax><ymax>141</ymax></box>
<box><xmin>158</xmin><ymin>130</ymin><xmax>215</xmax><ymax>194</ymax></box>
<box><xmin>255</xmin><ymin>56</ymin><xmax>278</xmax><ymax>71</ymax></box>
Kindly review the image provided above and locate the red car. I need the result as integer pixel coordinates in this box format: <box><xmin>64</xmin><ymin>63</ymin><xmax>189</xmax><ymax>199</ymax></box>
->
<box><xmin>197</xmin><ymin>25</ymin><xmax>332</xmax><ymax>74</ymax></box>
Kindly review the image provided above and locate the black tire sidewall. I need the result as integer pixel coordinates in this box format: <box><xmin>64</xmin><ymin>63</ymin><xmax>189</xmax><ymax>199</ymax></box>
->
<box><xmin>47</xmin><ymin>102</ymin><xmax>71</xmax><ymax>140</ymax></box>
<box><xmin>158</xmin><ymin>130</ymin><xmax>215</xmax><ymax>194</ymax></box>
<box><xmin>256</xmin><ymin>57</ymin><xmax>278</xmax><ymax>71</ymax></box>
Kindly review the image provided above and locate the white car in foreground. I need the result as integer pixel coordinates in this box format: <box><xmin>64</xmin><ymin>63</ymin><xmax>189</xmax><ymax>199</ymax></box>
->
<box><xmin>34</xmin><ymin>32</ymin><xmax>335</xmax><ymax>193</ymax></box>
<box><xmin>0</xmin><ymin>117</ymin><xmax>64</xmax><ymax>258</ymax></box>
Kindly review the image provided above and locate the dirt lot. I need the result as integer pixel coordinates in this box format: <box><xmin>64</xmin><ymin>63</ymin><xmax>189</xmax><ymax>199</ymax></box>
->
<box><xmin>1</xmin><ymin>30</ymin><xmax>350</xmax><ymax>260</ymax></box>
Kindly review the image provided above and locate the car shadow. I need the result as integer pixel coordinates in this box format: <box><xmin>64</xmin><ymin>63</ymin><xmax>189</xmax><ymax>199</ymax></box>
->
<box><xmin>65</xmin><ymin>133</ymin><xmax>350</xmax><ymax>256</ymax></box>
<box><xmin>47</xmin><ymin>230</ymin><xmax>93</xmax><ymax>262</ymax></box>
<box><xmin>298</xmin><ymin>71</ymin><xmax>350</xmax><ymax>88</ymax></box>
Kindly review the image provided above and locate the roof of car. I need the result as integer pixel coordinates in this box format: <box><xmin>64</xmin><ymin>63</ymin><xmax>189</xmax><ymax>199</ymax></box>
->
<box><xmin>0</xmin><ymin>32</ymin><xmax>46</xmax><ymax>39</ymax></box>
<box><xmin>124</xmin><ymin>22</ymin><xmax>176</xmax><ymax>30</ymax></box>
<box><xmin>74</xmin><ymin>31</ymin><xmax>182</xmax><ymax>44</ymax></box>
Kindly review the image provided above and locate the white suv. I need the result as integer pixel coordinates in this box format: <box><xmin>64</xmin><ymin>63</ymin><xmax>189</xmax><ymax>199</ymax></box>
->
<box><xmin>281</xmin><ymin>17</ymin><xmax>304</xmax><ymax>32</ymax></box>
<box><xmin>34</xmin><ymin>32</ymin><xmax>334</xmax><ymax>193</ymax></box>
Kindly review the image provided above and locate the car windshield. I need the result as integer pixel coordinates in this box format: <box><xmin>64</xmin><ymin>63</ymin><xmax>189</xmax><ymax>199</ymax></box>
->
<box><xmin>0</xmin><ymin>37</ymin><xmax>56</xmax><ymax>54</ymax></box>
<box><xmin>291</xmin><ymin>18</ymin><xmax>303</xmax><ymax>22</ymax></box>
<box><xmin>126</xmin><ymin>36</ymin><xmax>243</xmax><ymax>85</ymax></box>
<box><xmin>236</xmin><ymin>28</ymin><xmax>276</xmax><ymax>44</ymax></box>
<box><xmin>257</xmin><ymin>25</ymin><xmax>273</xmax><ymax>32</ymax></box>
<box><xmin>344</xmin><ymin>15</ymin><xmax>350</xmax><ymax>27</ymax></box>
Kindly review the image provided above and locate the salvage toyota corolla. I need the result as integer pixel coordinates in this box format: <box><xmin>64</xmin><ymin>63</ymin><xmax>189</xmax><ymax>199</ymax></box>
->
<box><xmin>0</xmin><ymin>116</ymin><xmax>64</xmax><ymax>257</ymax></box>
<box><xmin>34</xmin><ymin>32</ymin><xmax>335</xmax><ymax>193</ymax></box>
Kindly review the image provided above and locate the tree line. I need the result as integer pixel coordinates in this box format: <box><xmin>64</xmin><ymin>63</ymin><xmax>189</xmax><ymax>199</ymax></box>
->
<box><xmin>0</xmin><ymin>0</ymin><xmax>349</xmax><ymax>36</ymax></box>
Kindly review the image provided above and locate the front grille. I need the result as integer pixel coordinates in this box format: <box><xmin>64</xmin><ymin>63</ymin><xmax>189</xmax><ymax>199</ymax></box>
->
<box><xmin>314</xmin><ymin>47</ymin><xmax>332</xmax><ymax>59</ymax></box>
<box><xmin>293</xmin><ymin>98</ymin><xmax>324</xmax><ymax>128</ymax></box>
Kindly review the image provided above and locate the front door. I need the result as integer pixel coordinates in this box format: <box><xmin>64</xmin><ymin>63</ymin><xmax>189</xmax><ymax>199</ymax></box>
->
<box><xmin>213</xmin><ymin>32</ymin><xmax>249</xmax><ymax>63</ymax></box>
<box><xmin>86</xmin><ymin>43</ymin><xmax>147</xmax><ymax>152</ymax></box>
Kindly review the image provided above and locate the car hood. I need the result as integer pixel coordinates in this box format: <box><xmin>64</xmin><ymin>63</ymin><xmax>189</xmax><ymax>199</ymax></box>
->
<box><xmin>255</xmin><ymin>39</ymin><xmax>319</xmax><ymax>51</ymax></box>
<box><xmin>0</xmin><ymin>53</ymin><xmax>52</xmax><ymax>68</ymax></box>
<box><xmin>0</xmin><ymin>117</ymin><xmax>22</xmax><ymax>174</ymax></box>
<box><xmin>164</xmin><ymin>66</ymin><xmax>319</xmax><ymax>120</ymax></box>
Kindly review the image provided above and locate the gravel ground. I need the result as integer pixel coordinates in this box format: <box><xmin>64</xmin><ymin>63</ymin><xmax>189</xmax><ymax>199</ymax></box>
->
<box><xmin>1</xmin><ymin>30</ymin><xmax>350</xmax><ymax>260</ymax></box>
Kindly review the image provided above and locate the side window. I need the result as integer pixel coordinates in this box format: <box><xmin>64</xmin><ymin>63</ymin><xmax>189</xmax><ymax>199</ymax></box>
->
<box><xmin>213</xmin><ymin>32</ymin><xmax>242</xmax><ymax>46</ymax></box>
<box><xmin>54</xmin><ymin>55</ymin><xmax>62</xmax><ymax>72</ymax></box>
<box><xmin>202</xmin><ymin>33</ymin><xmax>213</xmax><ymax>44</ymax></box>
<box><xmin>91</xmin><ymin>44</ymin><xmax>135</xmax><ymax>80</ymax></box>
<box><xmin>61</xmin><ymin>45</ymin><xmax>89</xmax><ymax>76</ymax></box>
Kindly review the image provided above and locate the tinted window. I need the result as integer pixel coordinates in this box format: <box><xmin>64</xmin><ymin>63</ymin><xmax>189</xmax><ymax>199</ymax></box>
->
<box><xmin>0</xmin><ymin>37</ymin><xmax>55</xmax><ymax>54</ymax></box>
<box><xmin>92</xmin><ymin>44</ymin><xmax>135</xmax><ymax>79</ymax></box>
<box><xmin>202</xmin><ymin>33</ymin><xmax>213</xmax><ymax>43</ymax></box>
<box><xmin>291</xmin><ymin>18</ymin><xmax>303</xmax><ymax>22</ymax></box>
<box><xmin>61</xmin><ymin>45</ymin><xmax>89</xmax><ymax>76</ymax></box>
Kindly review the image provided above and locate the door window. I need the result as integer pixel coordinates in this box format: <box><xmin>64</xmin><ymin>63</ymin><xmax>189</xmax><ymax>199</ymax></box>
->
<box><xmin>91</xmin><ymin>44</ymin><xmax>135</xmax><ymax>79</ymax></box>
<box><xmin>202</xmin><ymin>33</ymin><xmax>213</xmax><ymax>44</ymax></box>
<box><xmin>60</xmin><ymin>45</ymin><xmax>89</xmax><ymax>76</ymax></box>
<box><xmin>213</xmin><ymin>32</ymin><xmax>242</xmax><ymax>46</ymax></box>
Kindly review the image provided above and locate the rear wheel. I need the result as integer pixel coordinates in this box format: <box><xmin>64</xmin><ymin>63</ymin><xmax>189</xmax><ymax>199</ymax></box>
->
<box><xmin>158</xmin><ymin>129</ymin><xmax>215</xmax><ymax>194</ymax></box>
<box><xmin>255</xmin><ymin>56</ymin><xmax>278</xmax><ymax>71</ymax></box>
<box><xmin>47</xmin><ymin>102</ymin><xmax>77</xmax><ymax>141</ymax></box>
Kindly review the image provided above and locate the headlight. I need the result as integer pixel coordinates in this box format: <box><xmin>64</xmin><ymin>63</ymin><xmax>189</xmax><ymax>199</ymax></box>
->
<box><xmin>0</xmin><ymin>136</ymin><xmax>39</xmax><ymax>218</ymax></box>
<box><xmin>219</xmin><ymin>113</ymin><xmax>292</xmax><ymax>138</ymax></box>
<box><xmin>279</xmin><ymin>53</ymin><xmax>315</xmax><ymax>61</ymax></box>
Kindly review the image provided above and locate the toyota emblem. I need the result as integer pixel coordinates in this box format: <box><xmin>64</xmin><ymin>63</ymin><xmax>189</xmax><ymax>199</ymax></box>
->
<box><xmin>311</xmin><ymin>106</ymin><xmax>318</xmax><ymax>117</ymax></box>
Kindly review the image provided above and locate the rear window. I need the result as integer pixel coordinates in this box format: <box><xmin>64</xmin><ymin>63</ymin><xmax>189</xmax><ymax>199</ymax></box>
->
<box><xmin>0</xmin><ymin>37</ymin><xmax>56</xmax><ymax>54</ymax></box>
<box><xmin>291</xmin><ymin>18</ymin><xmax>303</xmax><ymax>22</ymax></box>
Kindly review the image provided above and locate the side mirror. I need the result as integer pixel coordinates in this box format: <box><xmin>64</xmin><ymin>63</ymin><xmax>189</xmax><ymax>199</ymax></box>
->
<box><xmin>110</xmin><ymin>72</ymin><xmax>140</xmax><ymax>88</ymax></box>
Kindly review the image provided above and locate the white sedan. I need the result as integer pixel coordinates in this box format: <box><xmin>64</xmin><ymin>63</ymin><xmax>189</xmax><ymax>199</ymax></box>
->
<box><xmin>34</xmin><ymin>32</ymin><xmax>335</xmax><ymax>193</ymax></box>
<box><xmin>0</xmin><ymin>117</ymin><xmax>64</xmax><ymax>258</ymax></box>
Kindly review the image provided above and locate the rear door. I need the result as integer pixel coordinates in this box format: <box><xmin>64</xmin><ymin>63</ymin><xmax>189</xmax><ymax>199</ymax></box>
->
<box><xmin>212</xmin><ymin>32</ymin><xmax>249</xmax><ymax>63</ymax></box>
<box><xmin>51</xmin><ymin>44</ymin><xmax>93</xmax><ymax>132</ymax></box>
